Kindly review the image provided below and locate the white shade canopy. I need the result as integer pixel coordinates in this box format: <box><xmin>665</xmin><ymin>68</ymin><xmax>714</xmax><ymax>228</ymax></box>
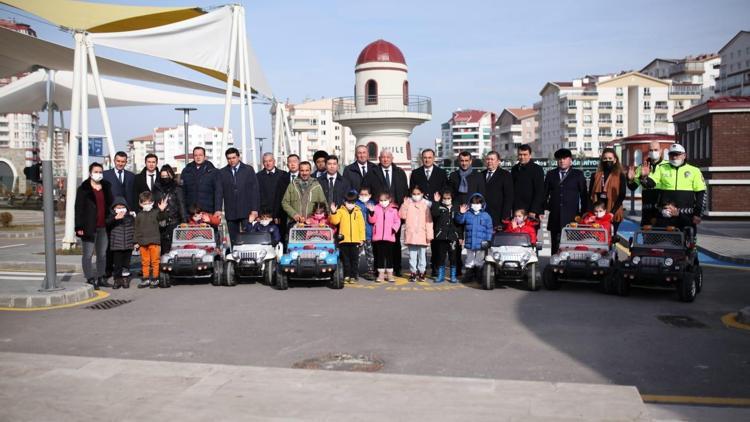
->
<box><xmin>0</xmin><ymin>69</ymin><xmax>233</xmax><ymax>114</ymax></box>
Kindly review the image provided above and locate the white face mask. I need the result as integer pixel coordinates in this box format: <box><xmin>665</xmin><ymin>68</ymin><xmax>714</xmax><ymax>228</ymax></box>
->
<box><xmin>141</xmin><ymin>203</ymin><xmax>153</xmax><ymax>212</ymax></box>
<box><xmin>91</xmin><ymin>173</ymin><xmax>103</xmax><ymax>182</ymax></box>
<box><xmin>442</xmin><ymin>200</ymin><xmax>452</xmax><ymax>207</ymax></box>
<box><xmin>662</xmin><ymin>209</ymin><xmax>672</xmax><ymax>218</ymax></box>
<box><xmin>595</xmin><ymin>211</ymin><xmax>606</xmax><ymax>218</ymax></box>
<box><xmin>115</xmin><ymin>207</ymin><xmax>127</xmax><ymax>215</ymax></box>
<box><xmin>359</xmin><ymin>195</ymin><xmax>371</xmax><ymax>203</ymax></box>
<box><xmin>411</xmin><ymin>194</ymin><xmax>422</xmax><ymax>202</ymax></box>
<box><xmin>649</xmin><ymin>151</ymin><xmax>661</xmax><ymax>161</ymax></box>
<box><xmin>380</xmin><ymin>200</ymin><xmax>390</xmax><ymax>208</ymax></box>
<box><xmin>259</xmin><ymin>219</ymin><xmax>271</xmax><ymax>226</ymax></box>
<box><xmin>669</xmin><ymin>158</ymin><xmax>684</xmax><ymax>167</ymax></box>
<box><xmin>192</xmin><ymin>214</ymin><xmax>202</xmax><ymax>222</ymax></box>
<box><xmin>471</xmin><ymin>203</ymin><xmax>482</xmax><ymax>213</ymax></box>
<box><xmin>345</xmin><ymin>203</ymin><xmax>356</xmax><ymax>210</ymax></box>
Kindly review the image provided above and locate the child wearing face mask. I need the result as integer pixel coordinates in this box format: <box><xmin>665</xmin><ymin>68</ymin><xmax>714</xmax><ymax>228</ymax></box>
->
<box><xmin>330</xmin><ymin>191</ymin><xmax>366</xmax><ymax>283</ymax></box>
<box><xmin>399</xmin><ymin>186</ymin><xmax>434</xmax><ymax>282</ymax></box>
<box><xmin>430</xmin><ymin>189</ymin><xmax>462</xmax><ymax>283</ymax></box>
<box><xmin>455</xmin><ymin>193</ymin><xmax>493</xmax><ymax>283</ymax></box>
<box><xmin>581</xmin><ymin>201</ymin><xmax>613</xmax><ymax>243</ymax></box>
<box><xmin>305</xmin><ymin>202</ymin><xmax>332</xmax><ymax>227</ymax></box>
<box><xmin>367</xmin><ymin>192</ymin><xmax>401</xmax><ymax>282</ymax></box>
<box><xmin>106</xmin><ymin>196</ymin><xmax>136</xmax><ymax>289</ymax></box>
<box><xmin>654</xmin><ymin>200</ymin><xmax>687</xmax><ymax>230</ymax></box>
<box><xmin>355</xmin><ymin>187</ymin><xmax>376</xmax><ymax>281</ymax></box>
<box><xmin>502</xmin><ymin>209</ymin><xmax>538</xmax><ymax>245</ymax></box>
<box><xmin>134</xmin><ymin>191</ymin><xmax>168</xmax><ymax>288</ymax></box>
<box><xmin>187</xmin><ymin>204</ymin><xmax>221</xmax><ymax>227</ymax></box>
<box><xmin>245</xmin><ymin>210</ymin><xmax>281</xmax><ymax>246</ymax></box>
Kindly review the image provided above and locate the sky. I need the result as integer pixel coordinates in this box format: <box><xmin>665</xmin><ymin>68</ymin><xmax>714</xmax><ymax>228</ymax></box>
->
<box><xmin>1</xmin><ymin>0</ymin><xmax>749</xmax><ymax>156</ymax></box>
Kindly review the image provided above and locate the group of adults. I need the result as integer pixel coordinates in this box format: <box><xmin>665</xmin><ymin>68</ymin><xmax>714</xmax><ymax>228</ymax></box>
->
<box><xmin>74</xmin><ymin>137</ymin><xmax>706</xmax><ymax>285</ymax></box>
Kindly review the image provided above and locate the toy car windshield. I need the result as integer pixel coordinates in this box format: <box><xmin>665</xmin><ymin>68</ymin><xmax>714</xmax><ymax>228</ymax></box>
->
<box><xmin>290</xmin><ymin>227</ymin><xmax>333</xmax><ymax>243</ymax></box>
<box><xmin>561</xmin><ymin>227</ymin><xmax>609</xmax><ymax>244</ymax></box>
<box><xmin>634</xmin><ymin>230</ymin><xmax>684</xmax><ymax>249</ymax></box>
<box><xmin>236</xmin><ymin>232</ymin><xmax>272</xmax><ymax>245</ymax></box>
<box><xmin>492</xmin><ymin>232</ymin><xmax>531</xmax><ymax>247</ymax></box>
<box><xmin>173</xmin><ymin>227</ymin><xmax>215</xmax><ymax>243</ymax></box>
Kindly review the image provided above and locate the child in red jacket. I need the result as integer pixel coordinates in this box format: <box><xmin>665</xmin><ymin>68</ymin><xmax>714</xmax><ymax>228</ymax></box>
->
<box><xmin>581</xmin><ymin>201</ymin><xmax>613</xmax><ymax>243</ymax></box>
<box><xmin>187</xmin><ymin>204</ymin><xmax>221</xmax><ymax>227</ymax></box>
<box><xmin>502</xmin><ymin>209</ymin><xmax>538</xmax><ymax>245</ymax></box>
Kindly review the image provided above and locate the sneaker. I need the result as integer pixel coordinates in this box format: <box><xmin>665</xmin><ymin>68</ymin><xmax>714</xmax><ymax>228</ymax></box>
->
<box><xmin>376</xmin><ymin>270</ymin><xmax>386</xmax><ymax>283</ymax></box>
<box><xmin>344</xmin><ymin>277</ymin><xmax>351</xmax><ymax>284</ymax></box>
<box><xmin>137</xmin><ymin>278</ymin><xmax>150</xmax><ymax>288</ymax></box>
<box><xmin>386</xmin><ymin>269</ymin><xmax>396</xmax><ymax>282</ymax></box>
<box><xmin>149</xmin><ymin>278</ymin><xmax>159</xmax><ymax>288</ymax></box>
<box><xmin>409</xmin><ymin>273</ymin><xmax>417</xmax><ymax>283</ymax></box>
<box><xmin>363</xmin><ymin>271</ymin><xmax>376</xmax><ymax>281</ymax></box>
<box><xmin>418</xmin><ymin>272</ymin><xmax>427</xmax><ymax>282</ymax></box>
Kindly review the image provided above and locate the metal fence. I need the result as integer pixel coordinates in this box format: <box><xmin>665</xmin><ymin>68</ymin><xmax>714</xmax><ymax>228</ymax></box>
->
<box><xmin>332</xmin><ymin>95</ymin><xmax>432</xmax><ymax>118</ymax></box>
<box><xmin>289</xmin><ymin>227</ymin><xmax>333</xmax><ymax>243</ymax></box>
<box><xmin>174</xmin><ymin>227</ymin><xmax>214</xmax><ymax>242</ymax></box>
<box><xmin>635</xmin><ymin>231</ymin><xmax>683</xmax><ymax>248</ymax></box>
<box><xmin>561</xmin><ymin>227</ymin><xmax>608</xmax><ymax>244</ymax></box>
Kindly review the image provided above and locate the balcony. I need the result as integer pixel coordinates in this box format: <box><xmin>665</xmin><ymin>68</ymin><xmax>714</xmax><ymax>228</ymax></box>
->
<box><xmin>333</xmin><ymin>95</ymin><xmax>432</xmax><ymax>120</ymax></box>
<box><xmin>669</xmin><ymin>84</ymin><xmax>701</xmax><ymax>97</ymax></box>
<box><xmin>598</xmin><ymin>103</ymin><xmax>612</xmax><ymax>110</ymax></box>
<box><xmin>672</xmin><ymin>62</ymin><xmax>705</xmax><ymax>75</ymax></box>
<box><xmin>567</xmin><ymin>119</ymin><xmax>577</xmax><ymax>127</ymax></box>
<box><xmin>598</xmin><ymin>119</ymin><xmax>612</xmax><ymax>126</ymax></box>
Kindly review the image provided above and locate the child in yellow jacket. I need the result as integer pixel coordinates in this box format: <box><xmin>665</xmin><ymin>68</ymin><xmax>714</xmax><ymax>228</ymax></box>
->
<box><xmin>329</xmin><ymin>190</ymin><xmax>366</xmax><ymax>284</ymax></box>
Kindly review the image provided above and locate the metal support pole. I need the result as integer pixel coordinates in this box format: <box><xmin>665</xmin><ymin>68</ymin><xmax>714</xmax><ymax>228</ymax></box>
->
<box><xmin>80</xmin><ymin>41</ymin><xmax>90</xmax><ymax>179</ymax></box>
<box><xmin>41</xmin><ymin>69</ymin><xmax>61</xmax><ymax>291</ymax></box>
<box><xmin>175</xmin><ymin>108</ymin><xmax>196</xmax><ymax>168</ymax></box>
<box><xmin>220</xmin><ymin>6</ymin><xmax>239</xmax><ymax>168</ymax></box>
<box><xmin>85</xmin><ymin>35</ymin><xmax>116</xmax><ymax>163</ymax></box>
<box><xmin>62</xmin><ymin>33</ymin><xmax>83</xmax><ymax>250</ymax></box>
<box><xmin>256</xmin><ymin>137</ymin><xmax>266</xmax><ymax>163</ymax></box>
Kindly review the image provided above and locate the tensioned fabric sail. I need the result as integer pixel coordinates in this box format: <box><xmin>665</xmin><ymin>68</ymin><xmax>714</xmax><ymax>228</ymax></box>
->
<box><xmin>89</xmin><ymin>5</ymin><xmax>273</xmax><ymax>98</ymax></box>
<box><xmin>0</xmin><ymin>69</ymin><xmax>232</xmax><ymax>114</ymax></box>
<box><xmin>0</xmin><ymin>0</ymin><xmax>203</xmax><ymax>32</ymax></box>
<box><xmin>0</xmin><ymin>27</ymin><xmax>228</xmax><ymax>95</ymax></box>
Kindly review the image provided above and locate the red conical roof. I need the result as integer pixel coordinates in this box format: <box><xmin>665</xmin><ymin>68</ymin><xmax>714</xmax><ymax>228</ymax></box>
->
<box><xmin>356</xmin><ymin>39</ymin><xmax>406</xmax><ymax>66</ymax></box>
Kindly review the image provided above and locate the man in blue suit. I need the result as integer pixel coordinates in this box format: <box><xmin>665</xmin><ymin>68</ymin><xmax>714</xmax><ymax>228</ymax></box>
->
<box><xmin>102</xmin><ymin>151</ymin><xmax>135</xmax><ymax>281</ymax></box>
<box><xmin>216</xmin><ymin>147</ymin><xmax>260</xmax><ymax>245</ymax></box>
<box><xmin>181</xmin><ymin>146</ymin><xmax>220</xmax><ymax>214</ymax></box>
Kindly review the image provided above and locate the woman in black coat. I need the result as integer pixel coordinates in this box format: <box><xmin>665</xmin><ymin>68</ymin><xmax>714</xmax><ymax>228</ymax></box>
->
<box><xmin>75</xmin><ymin>162</ymin><xmax>113</xmax><ymax>288</ymax></box>
<box><xmin>156</xmin><ymin>164</ymin><xmax>187</xmax><ymax>253</ymax></box>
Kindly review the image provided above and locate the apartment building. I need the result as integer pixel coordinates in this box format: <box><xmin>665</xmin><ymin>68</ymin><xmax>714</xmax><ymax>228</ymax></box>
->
<box><xmin>492</xmin><ymin>107</ymin><xmax>538</xmax><ymax>154</ymax></box>
<box><xmin>440</xmin><ymin>109</ymin><xmax>496</xmax><ymax>160</ymax></box>
<box><xmin>715</xmin><ymin>31</ymin><xmax>750</xmax><ymax>97</ymax></box>
<box><xmin>641</xmin><ymin>54</ymin><xmax>720</xmax><ymax>101</ymax></box>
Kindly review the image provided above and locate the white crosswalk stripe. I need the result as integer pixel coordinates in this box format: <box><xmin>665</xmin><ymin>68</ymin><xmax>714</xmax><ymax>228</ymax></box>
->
<box><xmin>0</xmin><ymin>271</ymin><xmax>78</xmax><ymax>281</ymax></box>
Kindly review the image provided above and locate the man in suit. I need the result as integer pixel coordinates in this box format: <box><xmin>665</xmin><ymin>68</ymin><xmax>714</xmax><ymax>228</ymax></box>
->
<box><xmin>257</xmin><ymin>152</ymin><xmax>290</xmax><ymax>243</ymax></box>
<box><xmin>448</xmin><ymin>151</ymin><xmax>478</xmax><ymax>205</ymax></box>
<box><xmin>133</xmin><ymin>153</ymin><xmax>161</xmax><ymax>210</ymax></box>
<box><xmin>216</xmin><ymin>147</ymin><xmax>260</xmax><ymax>245</ymax></box>
<box><xmin>343</xmin><ymin>145</ymin><xmax>377</xmax><ymax>191</ymax></box>
<box><xmin>318</xmin><ymin>155</ymin><xmax>351</xmax><ymax>207</ymax></box>
<box><xmin>410</xmin><ymin>148</ymin><xmax>448</xmax><ymax>276</ymax></box>
<box><xmin>362</xmin><ymin>149</ymin><xmax>408</xmax><ymax>275</ymax></box>
<box><xmin>467</xmin><ymin>151</ymin><xmax>514</xmax><ymax>228</ymax></box>
<box><xmin>286</xmin><ymin>154</ymin><xmax>300</xmax><ymax>184</ymax></box>
<box><xmin>181</xmin><ymin>146</ymin><xmax>220</xmax><ymax>214</ymax></box>
<box><xmin>102</xmin><ymin>151</ymin><xmax>135</xmax><ymax>280</ymax></box>
<box><xmin>544</xmin><ymin>148</ymin><xmax>589</xmax><ymax>254</ymax></box>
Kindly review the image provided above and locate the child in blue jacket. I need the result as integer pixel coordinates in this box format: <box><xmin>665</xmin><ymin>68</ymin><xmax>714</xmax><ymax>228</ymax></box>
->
<box><xmin>244</xmin><ymin>209</ymin><xmax>281</xmax><ymax>246</ymax></box>
<box><xmin>355</xmin><ymin>186</ymin><xmax>376</xmax><ymax>280</ymax></box>
<box><xmin>455</xmin><ymin>193</ymin><xmax>494</xmax><ymax>282</ymax></box>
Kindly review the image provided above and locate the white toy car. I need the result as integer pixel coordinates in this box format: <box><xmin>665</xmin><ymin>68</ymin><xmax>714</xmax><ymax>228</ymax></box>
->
<box><xmin>159</xmin><ymin>223</ymin><xmax>226</xmax><ymax>287</ymax></box>
<box><xmin>481</xmin><ymin>232</ymin><xmax>541</xmax><ymax>291</ymax></box>
<box><xmin>224</xmin><ymin>231</ymin><xmax>282</xmax><ymax>286</ymax></box>
<box><xmin>543</xmin><ymin>223</ymin><xmax>616</xmax><ymax>291</ymax></box>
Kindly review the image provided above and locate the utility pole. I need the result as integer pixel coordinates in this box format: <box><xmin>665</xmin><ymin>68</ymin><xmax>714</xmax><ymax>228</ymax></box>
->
<box><xmin>255</xmin><ymin>137</ymin><xmax>266</xmax><ymax>162</ymax></box>
<box><xmin>175</xmin><ymin>108</ymin><xmax>197</xmax><ymax>168</ymax></box>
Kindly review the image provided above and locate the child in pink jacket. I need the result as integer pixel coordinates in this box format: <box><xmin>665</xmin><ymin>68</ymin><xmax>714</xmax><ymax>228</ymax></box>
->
<box><xmin>367</xmin><ymin>192</ymin><xmax>401</xmax><ymax>282</ymax></box>
<box><xmin>399</xmin><ymin>186</ymin><xmax>434</xmax><ymax>282</ymax></box>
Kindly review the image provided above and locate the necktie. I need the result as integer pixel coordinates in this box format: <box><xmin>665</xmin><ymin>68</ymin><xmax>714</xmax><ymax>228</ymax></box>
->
<box><xmin>328</xmin><ymin>177</ymin><xmax>335</xmax><ymax>202</ymax></box>
<box><xmin>486</xmin><ymin>170</ymin><xmax>493</xmax><ymax>181</ymax></box>
<box><xmin>118</xmin><ymin>170</ymin><xmax>123</xmax><ymax>185</ymax></box>
<box><xmin>384</xmin><ymin>169</ymin><xmax>391</xmax><ymax>189</ymax></box>
<box><xmin>149</xmin><ymin>174</ymin><xmax>154</xmax><ymax>191</ymax></box>
<box><xmin>291</xmin><ymin>174</ymin><xmax>296</xmax><ymax>182</ymax></box>
<box><xmin>361</xmin><ymin>165</ymin><xmax>366</xmax><ymax>177</ymax></box>
<box><xmin>560</xmin><ymin>170</ymin><xmax>568</xmax><ymax>181</ymax></box>
<box><xmin>426</xmin><ymin>168</ymin><xmax>431</xmax><ymax>180</ymax></box>
<box><xmin>232</xmin><ymin>166</ymin><xmax>238</xmax><ymax>183</ymax></box>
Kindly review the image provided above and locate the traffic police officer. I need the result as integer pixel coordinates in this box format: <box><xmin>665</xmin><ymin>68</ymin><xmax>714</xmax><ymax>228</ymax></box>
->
<box><xmin>640</xmin><ymin>143</ymin><xmax>706</xmax><ymax>230</ymax></box>
<box><xmin>627</xmin><ymin>140</ymin><xmax>665</xmax><ymax>226</ymax></box>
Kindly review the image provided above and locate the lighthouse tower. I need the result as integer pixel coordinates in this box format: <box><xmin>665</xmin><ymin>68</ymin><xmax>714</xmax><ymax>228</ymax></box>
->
<box><xmin>333</xmin><ymin>39</ymin><xmax>431</xmax><ymax>171</ymax></box>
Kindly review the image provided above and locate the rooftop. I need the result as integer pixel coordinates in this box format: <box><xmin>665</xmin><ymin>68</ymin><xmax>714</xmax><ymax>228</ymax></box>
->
<box><xmin>356</xmin><ymin>39</ymin><xmax>406</xmax><ymax>66</ymax></box>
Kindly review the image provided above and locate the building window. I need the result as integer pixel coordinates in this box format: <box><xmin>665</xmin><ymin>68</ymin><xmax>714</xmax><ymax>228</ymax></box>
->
<box><xmin>366</xmin><ymin>80</ymin><xmax>378</xmax><ymax>105</ymax></box>
<box><xmin>403</xmin><ymin>80</ymin><xmax>409</xmax><ymax>105</ymax></box>
<box><xmin>643</xmin><ymin>101</ymin><xmax>651</xmax><ymax>110</ymax></box>
<box><xmin>616</xmin><ymin>87</ymin><xmax>623</xmax><ymax>96</ymax></box>
<box><xmin>616</xmin><ymin>129</ymin><xmax>623</xmax><ymax>137</ymax></box>
<box><xmin>644</xmin><ymin>87</ymin><xmax>651</xmax><ymax>96</ymax></box>
<box><xmin>367</xmin><ymin>142</ymin><xmax>378</xmax><ymax>159</ymax></box>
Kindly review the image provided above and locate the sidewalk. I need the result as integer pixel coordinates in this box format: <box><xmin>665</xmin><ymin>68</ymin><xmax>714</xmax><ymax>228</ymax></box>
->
<box><xmin>0</xmin><ymin>351</ymin><xmax>651</xmax><ymax>421</ymax></box>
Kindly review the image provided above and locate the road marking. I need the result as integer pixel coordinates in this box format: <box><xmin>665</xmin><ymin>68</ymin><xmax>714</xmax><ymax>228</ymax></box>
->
<box><xmin>0</xmin><ymin>271</ymin><xmax>79</xmax><ymax>276</ymax></box>
<box><xmin>0</xmin><ymin>243</ymin><xmax>25</xmax><ymax>249</ymax></box>
<box><xmin>641</xmin><ymin>394</ymin><xmax>750</xmax><ymax>407</ymax></box>
<box><xmin>0</xmin><ymin>276</ymin><xmax>44</xmax><ymax>281</ymax></box>
<box><xmin>0</xmin><ymin>290</ymin><xmax>109</xmax><ymax>312</ymax></box>
<box><xmin>721</xmin><ymin>313</ymin><xmax>750</xmax><ymax>331</ymax></box>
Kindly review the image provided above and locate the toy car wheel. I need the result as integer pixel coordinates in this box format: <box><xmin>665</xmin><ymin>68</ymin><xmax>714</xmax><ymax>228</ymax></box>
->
<box><xmin>263</xmin><ymin>260</ymin><xmax>275</xmax><ymax>286</ymax></box>
<box><xmin>602</xmin><ymin>268</ymin><xmax>617</xmax><ymax>294</ymax></box>
<box><xmin>275</xmin><ymin>270</ymin><xmax>288</xmax><ymax>290</ymax></box>
<box><xmin>329</xmin><ymin>264</ymin><xmax>344</xmax><ymax>290</ymax></box>
<box><xmin>481</xmin><ymin>263</ymin><xmax>495</xmax><ymax>291</ymax></box>
<box><xmin>212</xmin><ymin>260</ymin><xmax>224</xmax><ymax>287</ymax></box>
<box><xmin>677</xmin><ymin>271</ymin><xmax>697</xmax><ymax>303</ymax></box>
<box><xmin>526</xmin><ymin>263</ymin><xmax>540</xmax><ymax>291</ymax></box>
<box><xmin>158</xmin><ymin>272</ymin><xmax>171</xmax><ymax>288</ymax></box>
<box><xmin>224</xmin><ymin>261</ymin><xmax>237</xmax><ymax>287</ymax></box>
<box><xmin>542</xmin><ymin>266</ymin><xmax>560</xmax><ymax>290</ymax></box>
<box><xmin>695</xmin><ymin>264</ymin><xmax>703</xmax><ymax>294</ymax></box>
<box><xmin>614</xmin><ymin>268</ymin><xmax>629</xmax><ymax>296</ymax></box>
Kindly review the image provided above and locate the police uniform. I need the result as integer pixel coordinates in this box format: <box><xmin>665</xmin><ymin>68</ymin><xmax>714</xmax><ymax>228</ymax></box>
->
<box><xmin>643</xmin><ymin>160</ymin><xmax>706</xmax><ymax>230</ymax></box>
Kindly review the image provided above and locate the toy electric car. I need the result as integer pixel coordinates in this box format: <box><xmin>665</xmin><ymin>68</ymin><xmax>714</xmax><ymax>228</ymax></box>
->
<box><xmin>159</xmin><ymin>223</ymin><xmax>226</xmax><ymax>287</ymax></box>
<box><xmin>616</xmin><ymin>226</ymin><xmax>702</xmax><ymax>302</ymax></box>
<box><xmin>480</xmin><ymin>232</ymin><xmax>542</xmax><ymax>291</ymax></box>
<box><xmin>224</xmin><ymin>231</ymin><xmax>282</xmax><ymax>286</ymax></box>
<box><xmin>277</xmin><ymin>226</ymin><xmax>342</xmax><ymax>290</ymax></box>
<box><xmin>543</xmin><ymin>223</ymin><xmax>616</xmax><ymax>290</ymax></box>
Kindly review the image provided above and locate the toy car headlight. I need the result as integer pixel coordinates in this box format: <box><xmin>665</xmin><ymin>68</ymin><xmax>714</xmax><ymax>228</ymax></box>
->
<box><xmin>590</xmin><ymin>253</ymin><xmax>601</xmax><ymax>262</ymax></box>
<box><xmin>631</xmin><ymin>256</ymin><xmax>641</xmax><ymax>265</ymax></box>
<box><xmin>169</xmin><ymin>251</ymin><xmax>178</xmax><ymax>258</ymax></box>
<box><xmin>493</xmin><ymin>252</ymin><xmax>502</xmax><ymax>261</ymax></box>
<box><xmin>232</xmin><ymin>251</ymin><xmax>240</xmax><ymax>259</ymax></box>
<box><xmin>521</xmin><ymin>252</ymin><xmax>532</xmax><ymax>264</ymax></box>
<box><xmin>194</xmin><ymin>249</ymin><xmax>206</xmax><ymax>258</ymax></box>
<box><xmin>560</xmin><ymin>252</ymin><xmax>570</xmax><ymax>260</ymax></box>
<box><xmin>258</xmin><ymin>250</ymin><xmax>267</xmax><ymax>259</ymax></box>
<box><xmin>290</xmin><ymin>251</ymin><xmax>299</xmax><ymax>259</ymax></box>
<box><xmin>551</xmin><ymin>256</ymin><xmax>561</xmax><ymax>265</ymax></box>
<box><xmin>319</xmin><ymin>251</ymin><xmax>328</xmax><ymax>260</ymax></box>
<box><xmin>664</xmin><ymin>257</ymin><xmax>674</xmax><ymax>266</ymax></box>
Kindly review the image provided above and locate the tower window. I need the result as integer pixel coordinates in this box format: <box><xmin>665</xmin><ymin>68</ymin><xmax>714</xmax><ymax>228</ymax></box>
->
<box><xmin>403</xmin><ymin>80</ymin><xmax>409</xmax><ymax>105</ymax></box>
<box><xmin>366</xmin><ymin>80</ymin><xmax>378</xmax><ymax>105</ymax></box>
<box><xmin>367</xmin><ymin>142</ymin><xmax>378</xmax><ymax>159</ymax></box>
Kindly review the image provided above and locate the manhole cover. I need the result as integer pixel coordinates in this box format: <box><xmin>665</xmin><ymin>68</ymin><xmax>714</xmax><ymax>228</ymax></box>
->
<box><xmin>86</xmin><ymin>299</ymin><xmax>132</xmax><ymax>310</ymax></box>
<box><xmin>657</xmin><ymin>315</ymin><xmax>708</xmax><ymax>328</ymax></box>
<box><xmin>292</xmin><ymin>353</ymin><xmax>384</xmax><ymax>372</ymax></box>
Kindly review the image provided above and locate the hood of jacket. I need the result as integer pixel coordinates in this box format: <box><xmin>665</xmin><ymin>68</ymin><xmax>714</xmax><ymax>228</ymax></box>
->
<box><xmin>111</xmin><ymin>196</ymin><xmax>128</xmax><ymax>210</ymax></box>
<box><xmin>467</xmin><ymin>192</ymin><xmax>486</xmax><ymax>210</ymax></box>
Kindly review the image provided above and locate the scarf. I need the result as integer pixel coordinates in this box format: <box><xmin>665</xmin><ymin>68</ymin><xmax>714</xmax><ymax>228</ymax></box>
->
<box><xmin>458</xmin><ymin>168</ymin><xmax>472</xmax><ymax>193</ymax></box>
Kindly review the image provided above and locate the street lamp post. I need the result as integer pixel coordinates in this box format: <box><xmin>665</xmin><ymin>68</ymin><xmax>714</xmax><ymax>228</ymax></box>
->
<box><xmin>175</xmin><ymin>108</ymin><xmax>197</xmax><ymax>168</ymax></box>
<box><xmin>255</xmin><ymin>137</ymin><xmax>266</xmax><ymax>163</ymax></box>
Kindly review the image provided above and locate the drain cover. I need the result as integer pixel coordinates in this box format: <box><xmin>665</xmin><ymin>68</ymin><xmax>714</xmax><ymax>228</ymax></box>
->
<box><xmin>86</xmin><ymin>299</ymin><xmax>132</xmax><ymax>310</ymax></box>
<box><xmin>657</xmin><ymin>315</ymin><xmax>708</xmax><ymax>328</ymax></box>
<box><xmin>292</xmin><ymin>353</ymin><xmax>384</xmax><ymax>372</ymax></box>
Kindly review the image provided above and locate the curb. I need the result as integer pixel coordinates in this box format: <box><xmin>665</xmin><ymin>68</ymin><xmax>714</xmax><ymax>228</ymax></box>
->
<box><xmin>0</xmin><ymin>262</ymin><xmax>82</xmax><ymax>273</ymax></box>
<box><xmin>0</xmin><ymin>282</ymin><xmax>99</xmax><ymax>310</ymax></box>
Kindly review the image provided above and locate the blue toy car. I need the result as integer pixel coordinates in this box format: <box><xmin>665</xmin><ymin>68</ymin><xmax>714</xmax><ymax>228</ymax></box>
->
<box><xmin>277</xmin><ymin>225</ymin><xmax>343</xmax><ymax>290</ymax></box>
